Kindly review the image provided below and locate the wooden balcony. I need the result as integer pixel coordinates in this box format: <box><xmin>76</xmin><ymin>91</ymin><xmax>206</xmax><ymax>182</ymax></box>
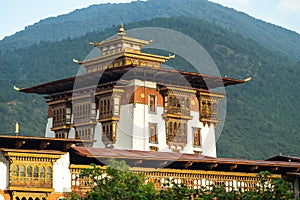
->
<box><xmin>9</xmin><ymin>178</ymin><xmax>53</xmax><ymax>192</ymax></box>
<box><xmin>70</xmin><ymin>165</ymin><xmax>279</xmax><ymax>192</ymax></box>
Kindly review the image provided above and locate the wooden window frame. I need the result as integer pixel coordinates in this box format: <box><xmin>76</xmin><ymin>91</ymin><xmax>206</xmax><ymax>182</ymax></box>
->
<box><xmin>149</xmin><ymin>123</ymin><xmax>158</xmax><ymax>144</ymax></box>
<box><xmin>193</xmin><ymin>127</ymin><xmax>201</xmax><ymax>147</ymax></box>
<box><xmin>149</xmin><ymin>95</ymin><xmax>157</xmax><ymax>113</ymax></box>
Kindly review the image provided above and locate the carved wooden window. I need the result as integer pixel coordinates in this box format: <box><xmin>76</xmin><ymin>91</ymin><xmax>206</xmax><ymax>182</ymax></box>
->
<box><xmin>74</xmin><ymin>102</ymin><xmax>95</xmax><ymax>123</ymax></box>
<box><xmin>34</xmin><ymin>166</ymin><xmax>39</xmax><ymax>180</ymax></box>
<box><xmin>193</xmin><ymin>128</ymin><xmax>201</xmax><ymax>147</ymax></box>
<box><xmin>200</xmin><ymin>98</ymin><xmax>219</xmax><ymax>122</ymax></box>
<box><xmin>10</xmin><ymin>163</ymin><xmax>53</xmax><ymax>187</ymax></box>
<box><xmin>66</xmin><ymin>107</ymin><xmax>71</xmax><ymax>124</ymax></box>
<box><xmin>47</xmin><ymin>166</ymin><xmax>52</xmax><ymax>180</ymax></box>
<box><xmin>27</xmin><ymin>166</ymin><xmax>32</xmax><ymax>178</ymax></box>
<box><xmin>20</xmin><ymin>165</ymin><xmax>25</xmax><ymax>180</ymax></box>
<box><xmin>186</xmin><ymin>99</ymin><xmax>190</xmax><ymax>109</ymax></box>
<box><xmin>56</xmin><ymin>131</ymin><xmax>66</xmax><ymax>138</ymax></box>
<box><xmin>98</xmin><ymin>96</ymin><xmax>120</xmax><ymax>119</ymax></box>
<box><xmin>166</xmin><ymin>95</ymin><xmax>190</xmax><ymax>116</ymax></box>
<box><xmin>75</xmin><ymin>127</ymin><xmax>93</xmax><ymax>140</ymax></box>
<box><xmin>99</xmin><ymin>97</ymin><xmax>113</xmax><ymax>119</ymax></box>
<box><xmin>149</xmin><ymin>95</ymin><xmax>156</xmax><ymax>113</ymax></box>
<box><xmin>13</xmin><ymin>165</ymin><xmax>18</xmax><ymax>180</ymax></box>
<box><xmin>168</xmin><ymin>122</ymin><xmax>173</xmax><ymax>138</ymax></box>
<box><xmin>113</xmin><ymin>97</ymin><xmax>120</xmax><ymax>116</ymax></box>
<box><xmin>52</xmin><ymin>104</ymin><xmax>71</xmax><ymax>128</ymax></box>
<box><xmin>102</xmin><ymin>122</ymin><xmax>117</xmax><ymax>146</ymax></box>
<box><xmin>149</xmin><ymin>123</ymin><xmax>158</xmax><ymax>143</ymax></box>
<box><xmin>40</xmin><ymin>166</ymin><xmax>45</xmax><ymax>180</ymax></box>
<box><xmin>166</xmin><ymin>119</ymin><xmax>187</xmax><ymax>146</ymax></box>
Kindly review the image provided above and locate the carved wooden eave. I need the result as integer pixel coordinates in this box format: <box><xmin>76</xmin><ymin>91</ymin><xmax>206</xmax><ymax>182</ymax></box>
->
<box><xmin>39</xmin><ymin>141</ymin><xmax>50</xmax><ymax>150</ymax></box>
<box><xmin>228</xmin><ymin>164</ymin><xmax>238</xmax><ymax>171</ymax></box>
<box><xmin>159</xmin><ymin>85</ymin><xmax>196</xmax><ymax>96</ymax></box>
<box><xmin>184</xmin><ymin>161</ymin><xmax>194</xmax><ymax>169</ymax></box>
<box><xmin>98</xmin><ymin>117</ymin><xmax>120</xmax><ymax>123</ymax></box>
<box><xmin>0</xmin><ymin>135</ymin><xmax>95</xmax><ymax>151</ymax></box>
<box><xmin>207</xmin><ymin>163</ymin><xmax>218</xmax><ymax>170</ymax></box>
<box><xmin>289</xmin><ymin>167</ymin><xmax>300</xmax><ymax>173</ymax></box>
<box><xmin>249</xmin><ymin>165</ymin><xmax>259</xmax><ymax>172</ymax></box>
<box><xmin>19</xmin><ymin>65</ymin><xmax>246</xmax><ymax>97</ymax></box>
<box><xmin>89</xmin><ymin>34</ymin><xmax>151</xmax><ymax>49</ymax></box>
<box><xmin>71</xmin><ymin>120</ymin><xmax>97</xmax><ymax>127</ymax></box>
<box><xmin>198</xmin><ymin>91</ymin><xmax>225</xmax><ymax>99</ymax></box>
<box><xmin>159</xmin><ymin>160</ymin><xmax>169</xmax><ymax>167</ymax></box>
<box><xmin>200</xmin><ymin>119</ymin><xmax>219</xmax><ymax>127</ymax></box>
<box><xmin>134</xmin><ymin>159</ymin><xmax>143</xmax><ymax>166</ymax></box>
<box><xmin>162</xmin><ymin>113</ymin><xmax>193</xmax><ymax>120</ymax></box>
<box><xmin>270</xmin><ymin>166</ymin><xmax>279</xmax><ymax>172</ymax></box>
<box><xmin>50</xmin><ymin>125</ymin><xmax>71</xmax><ymax>132</ymax></box>
<box><xmin>47</xmin><ymin>98</ymin><xmax>70</xmax><ymax>106</ymax></box>
<box><xmin>15</xmin><ymin>140</ymin><xmax>26</xmax><ymax>148</ymax></box>
<box><xmin>5</xmin><ymin>150</ymin><xmax>62</xmax><ymax>159</ymax></box>
<box><xmin>95</xmin><ymin>87</ymin><xmax>125</xmax><ymax>96</ymax></box>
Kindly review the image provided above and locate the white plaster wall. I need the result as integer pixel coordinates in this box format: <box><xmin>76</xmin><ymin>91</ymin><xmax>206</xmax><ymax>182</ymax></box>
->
<box><xmin>68</xmin><ymin>127</ymin><xmax>75</xmax><ymax>139</ymax></box>
<box><xmin>116</xmin><ymin>104</ymin><xmax>134</xmax><ymax>149</ymax></box>
<box><xmin>132</xmin><ymin>103</ymin><xmax>147</xmax><ymax>150</ymax></box>
<box><xmin>0</xmin><ymin>152</ymin><xmax>9</xmax><ymax>190</ymax></box>
<box><xmin>53</xmin><ymin>153</ymin><xmax>71</xmax><ymax>192</ymax></box>
<box><xmin>45</xmin><ymin>118</ymin><xmax>55</xmax><ymax>138</ymax></box>
<box><xmin>93</xmin><ymin>122</ymin><xmax>105</xmax><ymax>148</ymax></box>
<box><xmin>201</xmin><ymin>123</ymin><xmax>216</xmax><ymax>157</ymax></box>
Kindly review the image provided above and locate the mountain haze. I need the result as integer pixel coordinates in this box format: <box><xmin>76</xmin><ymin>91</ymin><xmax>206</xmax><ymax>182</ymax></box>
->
<box><xmin>1</xmin><ymin>0</ymin><xmax>300</xmax><ymax>62</ymax></box>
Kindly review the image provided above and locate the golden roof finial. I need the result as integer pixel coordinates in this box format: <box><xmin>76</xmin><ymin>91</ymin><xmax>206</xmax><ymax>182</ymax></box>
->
<box><xmin>118</xmin><ymin>23</ymin><xmax>126</xmax><ymax>35</ymax></box>
<box><xmin>15</xmin><ymin>122</ymin><xmax>19</xmax><ymax>136</ymax></box>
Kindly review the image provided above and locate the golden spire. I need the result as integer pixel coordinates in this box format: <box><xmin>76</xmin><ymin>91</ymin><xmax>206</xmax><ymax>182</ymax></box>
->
<box><xmin>15</xmin><ymin>122</ymin><xmax>19</xmax><ymax>136</ymax></box>
<box><xmin>118</xmin><ymin>23</ymin><xmax>126</xmax><ymax>35</ymax></box>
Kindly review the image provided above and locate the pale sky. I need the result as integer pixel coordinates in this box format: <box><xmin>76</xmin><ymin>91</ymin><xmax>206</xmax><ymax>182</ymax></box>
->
<box><xmin>0</xmin><ymin>0</ymin><xmax>299</xmax><ymax>40</ymax></box>
<box><xmin>208</xmin><ymin>0</ymin><xmax>300</xmax><ymax>34</ymax></box>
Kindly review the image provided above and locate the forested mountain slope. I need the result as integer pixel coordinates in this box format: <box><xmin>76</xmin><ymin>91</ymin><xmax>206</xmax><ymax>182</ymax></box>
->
<box><xmin>1</xmin><ymin>0</ymin><xmax>300</xmax><ymax>62</ymax></box>
<box><xmin>0</xmin><ymin>17</ymin><xmax>299</xmax><ymax>159</ymax></box>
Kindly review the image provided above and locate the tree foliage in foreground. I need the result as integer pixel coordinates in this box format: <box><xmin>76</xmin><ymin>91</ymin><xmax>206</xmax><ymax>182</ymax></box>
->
<box><xmin>70</xmin><ymin>160</ymin><xmax>292</xmax><ymax>200</ymax></box>
<box><xmin>71</xmin><ymin>160</ymin><xmax>157</xmax><ymax>200</ymax></box>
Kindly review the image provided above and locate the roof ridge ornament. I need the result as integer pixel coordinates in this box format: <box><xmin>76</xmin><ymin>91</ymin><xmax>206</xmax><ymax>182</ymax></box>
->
<box><xmin>118</xmin><ymin>23</ymin><xmax>126</xmax><ymax>35</ymax></box>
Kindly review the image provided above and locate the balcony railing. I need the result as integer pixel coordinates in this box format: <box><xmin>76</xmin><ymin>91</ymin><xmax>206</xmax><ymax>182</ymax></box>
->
<box><xmin>70</xmin><ymin>165</ymin><xmax>280</xmax><ymax>192</ymax></box>
<box><xmin>10</xmin><ymin>177</ymin><xmax>52</xmax><ymax>188</ymax></box>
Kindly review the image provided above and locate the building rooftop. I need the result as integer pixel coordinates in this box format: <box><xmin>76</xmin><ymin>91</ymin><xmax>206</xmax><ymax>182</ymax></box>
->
<box><xmin>70</xmin><ymin>146</ymin><xmax>300</xmax><ymax>174</ymax></box>
<box><xmin>19</xmin><ymin>65</ymin><xmax>247</xmax><ymax>96</ymax></box>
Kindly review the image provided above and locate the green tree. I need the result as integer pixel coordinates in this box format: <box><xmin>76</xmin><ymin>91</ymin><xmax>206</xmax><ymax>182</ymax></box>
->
<box><xmin>71</xmin><ymin>159</ymin><xmax>156</xmax><ymax>200</ymax></box>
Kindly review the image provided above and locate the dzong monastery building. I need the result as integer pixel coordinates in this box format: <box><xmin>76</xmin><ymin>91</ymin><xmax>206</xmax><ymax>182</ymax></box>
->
<box><xmin>0</xmin><ymin>25</ymin><xmax>299</xmax><ymax>200</ymax></box>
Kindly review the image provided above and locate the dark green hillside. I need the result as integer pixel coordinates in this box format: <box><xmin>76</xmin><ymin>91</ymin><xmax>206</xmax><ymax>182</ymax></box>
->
<box><xmin>0</xmin><ymin>17</ymin><xmax>299</xmax><ymax>159</ymax></box>
<box><xmin>1</xmin><ymin>0</ymin><xmax>300</xmax><ymax>62</ymax></box>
